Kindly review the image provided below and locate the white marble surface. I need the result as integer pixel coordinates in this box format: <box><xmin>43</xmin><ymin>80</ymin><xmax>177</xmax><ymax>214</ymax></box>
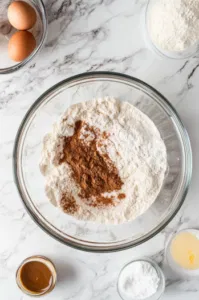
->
<box><xmin>0</xmin><ymin>0</ymin><xmax>199</xmax><ymax>299</ymax></box>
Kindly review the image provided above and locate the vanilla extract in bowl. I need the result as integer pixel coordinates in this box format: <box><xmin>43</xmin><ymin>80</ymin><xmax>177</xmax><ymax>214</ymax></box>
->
<box><xmin>16</xmin><ymin>256</ymin><xmax>57</xmax><ymax>296</ymax></box>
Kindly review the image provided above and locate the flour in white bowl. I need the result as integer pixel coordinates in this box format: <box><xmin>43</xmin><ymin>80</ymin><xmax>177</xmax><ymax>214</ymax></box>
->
<box><xmin>40</xmin><ymin>97</ymin><xmax>167</xmax><ymax>224</ymax></box>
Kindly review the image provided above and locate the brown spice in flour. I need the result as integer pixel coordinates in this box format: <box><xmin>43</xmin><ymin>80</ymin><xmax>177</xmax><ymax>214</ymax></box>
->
<box><xmin>60</xmin><ymin>194</ymin><xmax>79</xmax><ymax>214</ymax></box>
<box><xmin>59</xmin><ymin>120</ymin><xmax>124</xmax><ymax>212</ymax></box>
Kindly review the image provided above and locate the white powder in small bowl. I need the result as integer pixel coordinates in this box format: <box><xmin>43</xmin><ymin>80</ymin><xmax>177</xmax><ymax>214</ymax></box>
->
<box><xmin>118</xmin><ymin>260</ymin><xmax>161</xmax><ymax>300</ymax></box>
<box><xmin>148</xmin><ymin>0</ymin><xmax>199</xmax><ymax>52</ymax></box>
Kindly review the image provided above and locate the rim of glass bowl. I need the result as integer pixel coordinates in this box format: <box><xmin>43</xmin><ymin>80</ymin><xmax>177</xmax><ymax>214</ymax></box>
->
<box><xmin>13</xmin><ymin>71</ymin><xmax>192</xmax><ymax>252</ymax></box>
<box><xmin>144</xmin><ymin>0</ymin><xmax>199</xmax><ymax>60</ymax></box>
<box><xmin>0</xmin><ymin>0</ymin><xmax>48</xmax><ymax>75</ymax></box>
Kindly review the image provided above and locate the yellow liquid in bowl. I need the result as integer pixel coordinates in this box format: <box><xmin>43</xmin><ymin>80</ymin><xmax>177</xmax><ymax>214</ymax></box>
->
<box><xmin>170</xmin><ymin>232</ymin><xmax>199</xmax><ymax>270</ymax></box>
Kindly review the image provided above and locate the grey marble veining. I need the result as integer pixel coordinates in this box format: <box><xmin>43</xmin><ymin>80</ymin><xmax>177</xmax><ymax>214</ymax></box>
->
<box><xmin>0</xmin><ymin>0</ymin><xmax>199</xmax><ymax>299</ymax></box>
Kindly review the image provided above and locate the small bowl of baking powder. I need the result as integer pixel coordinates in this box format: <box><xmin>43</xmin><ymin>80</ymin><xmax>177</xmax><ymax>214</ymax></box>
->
<box><xmin>117</xmin><ymin>258</ymin><xmax>165</xmax><ymax>300</ymax></box>
<box><xmin>145</xmin><ymin>0</ymin><xmax>199</xmax><ymax>59</ymax></box>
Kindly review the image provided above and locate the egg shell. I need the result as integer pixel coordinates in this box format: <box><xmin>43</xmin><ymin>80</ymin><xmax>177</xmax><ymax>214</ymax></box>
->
<box><xmin>8</xmin><ymin>1</ymin><xmax>37</xmax><ymax>30</ymax></box>
<box><xmin>8</xmin><ymin>31</ymin><xmax>36</xmax><ymax>62</ymax></box>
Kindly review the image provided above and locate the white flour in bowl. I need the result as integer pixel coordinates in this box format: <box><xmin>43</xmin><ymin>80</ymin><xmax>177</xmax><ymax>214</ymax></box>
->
<box><xmin>148</xmin><ymin>0</ymin><xmax>199</xmax><ymax>52</ymax></box>
<box><xmin>40</xmin><ymin>98</ymin><xmax>167</xmax><ymax>224</ymax></box>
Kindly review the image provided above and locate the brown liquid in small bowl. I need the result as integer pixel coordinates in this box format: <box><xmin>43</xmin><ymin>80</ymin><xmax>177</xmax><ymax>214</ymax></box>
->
<box><xmin>16</xmin><ymin>256</ymin><xmax>57</xmax><ymax>296</ymax></box>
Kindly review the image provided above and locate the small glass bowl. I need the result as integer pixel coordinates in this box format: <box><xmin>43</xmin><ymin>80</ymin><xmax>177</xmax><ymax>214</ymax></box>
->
<box><xmin>117</xmin><ymin>258</ymin><xmax>165</xmax><ymax>300</ymax></box>
<box><xmin>165</xmin><ymin>229</ymin><xmax>199</xmax><ymax>278</ymax></box>
<box><xmin>0</xmin><ymin>0</ymin><xmax>47</xmax><ymax>74</ymax></box>
<box><xmin>16</xmin><ymin>255</ymin><xmax>57</xmax><ymax>296</ymax></box>
<box><xmin>144</xmin><ymin>0</ymin><xmax>199</xmax><ymax>59</ymax></box>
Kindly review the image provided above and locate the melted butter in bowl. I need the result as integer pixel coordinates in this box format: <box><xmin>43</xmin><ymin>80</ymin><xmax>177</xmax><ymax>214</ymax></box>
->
<box><xmin>166</xmin><ymin>229</ymin><xmax>199</xmax><ymax>277</ymax></box>
<box><xmin>16</xmin><ymin>256</ymin><xmax>57</xmax><ymax>296</ymax></box>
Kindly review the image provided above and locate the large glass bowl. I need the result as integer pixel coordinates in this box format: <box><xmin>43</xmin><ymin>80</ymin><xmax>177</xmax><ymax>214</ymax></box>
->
<box><xmin>13</xmin><ymin>72</ymin><xmax>192</xmax><ymax>252</ymax></box>
<box><xmin>0</xmin><ymin>0</ymin><xmax>47</xmax><ymax>74</ymax></box>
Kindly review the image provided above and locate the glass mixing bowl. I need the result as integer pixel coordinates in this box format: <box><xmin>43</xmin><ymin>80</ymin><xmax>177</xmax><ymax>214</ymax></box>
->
<box><xmin>0</xmin><ymin>0</ymin><xmax>47</xmax><ymax>74</ymax></box>
<box><xmin>117</xmin><ymin>258</ymin><xmax>165</xmax><ymax>300</ymax></box>
<box><xmin>13</xmin><ymin>72</ymin><xmax>192</xmax><ymax>252</ymax></box>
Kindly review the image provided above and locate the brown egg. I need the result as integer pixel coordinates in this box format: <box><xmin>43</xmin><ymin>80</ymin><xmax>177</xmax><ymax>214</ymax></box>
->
<box><xmin>8</xmin><ymin>1</ymin><xmax>37</xmax><ymax>30</ymax></box>
<box><xmin>8</xmin><ymin>31</ymin><xmax>36</xmax><ymax>62</ymax></box>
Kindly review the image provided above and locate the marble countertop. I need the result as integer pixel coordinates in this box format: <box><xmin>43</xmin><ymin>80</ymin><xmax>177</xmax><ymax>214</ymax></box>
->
<box><xmin>0</xmin><ymin>0</ymin><xmax>199</xmax><ymax>299</ymax></box>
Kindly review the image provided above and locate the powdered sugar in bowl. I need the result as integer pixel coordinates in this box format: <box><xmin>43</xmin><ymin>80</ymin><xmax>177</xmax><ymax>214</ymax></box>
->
<box><xmin>117</xmin><ymin>258</ymin><xmax>165</xmax><ymax>300</ymax></box>
<box><xmin>13</xmin><ymin>72</ymin><xmax>192</xmax><ymax>252</ymax></box>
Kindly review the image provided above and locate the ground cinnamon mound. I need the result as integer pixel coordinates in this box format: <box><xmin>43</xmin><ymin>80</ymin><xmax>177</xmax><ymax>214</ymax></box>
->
<box><xmin>59</xmin><ymin>120</ymin><xmax>124</xmax><ymax>208</ymax></box>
